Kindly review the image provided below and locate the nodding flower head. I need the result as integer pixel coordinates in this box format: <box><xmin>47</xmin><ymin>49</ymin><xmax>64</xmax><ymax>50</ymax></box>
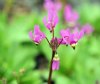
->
<box><xmin>52</xmin><ymin>54</ymin><xmax>60</xmax><ymax>70</ymax></box>
<box><xmin>60</xmin><ymin>28</ymin><xmax>70</xmax><ymax>45</ymax></box>
<box><xmin>43</xmin><ymin>0</ymin><xmax>59</xmax><ymax>32</ymax></box>
<box><xmin>60</xmin><ymin>28</ymin><xmax>84</xmax><ymax>49</ymax></box>
<box><xmin>64</xmin><ymin>5</ymin><xmax>79</xmax><ymax>27</ymax></box>
<box><xmin>70</xmin><ymin>28</ymin><xmax>84</xmax><ymax>48</ymax></box>
<box><xmin>29</xmin><ymin>25</ymin><xmax>46</xmax><ymax>44</ymax></box>
<box><xmin>43</xmin><ymin>10</ymin><xmax>59</xmax><ymax>32</ymax></box>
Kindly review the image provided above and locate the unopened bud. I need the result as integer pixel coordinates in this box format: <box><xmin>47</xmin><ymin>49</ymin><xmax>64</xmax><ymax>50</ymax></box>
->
<box><xmin>52</xmin><ymin>54</ymin><xmax>60</xmax><ymax>70</ymax></box>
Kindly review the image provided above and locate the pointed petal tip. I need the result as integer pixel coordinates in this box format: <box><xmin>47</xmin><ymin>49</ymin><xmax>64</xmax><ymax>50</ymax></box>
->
<box><xmin>72</xmin><ymin>46</ymin><xmax>75</xmax><ymax>50</ymax></box>
<box><xmin>34</xmin><ymin>42</ymin><xmax>39</xmax><ymax>45</ymax></box>
<box><xmin>66</xmin><ymin>45</ymin><xmax>68</xmax><ymax>46</ymax></box>
<box><xmin>71</xmin><ymin>43</ymin><xmax>76</xmax><ymax>50</ymax></box>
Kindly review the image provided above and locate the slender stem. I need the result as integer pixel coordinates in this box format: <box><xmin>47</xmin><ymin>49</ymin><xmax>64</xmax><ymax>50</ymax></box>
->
<box><xmin>48</xmin><ymin>27</ymin><xmax>55</xmax><ymax>84</ymax></box>
<box><xmin>45</xmin><ymin>37</ymin><xmax>51</xmax><ymax>46</ymax></box>
<box><xmin>52</xmin><ymin>29</ymin><xmax>54</xmax><ymax>39</ymax></box>
<box><xmin>48</xmin><ymin>50</ymin><xmax>55</xmax><ymax>84</ymax></box>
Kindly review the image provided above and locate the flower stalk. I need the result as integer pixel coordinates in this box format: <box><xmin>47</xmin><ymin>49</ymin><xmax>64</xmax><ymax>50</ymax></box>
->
<box><xmin>48</xmin><ymin>27</ymin><xmax>55</xmax><ymax>84</ymax></box>
<box><xmin>48</xmin><ymin>50</ymin><xmax>56</xmax><ymax>84</ymax></box>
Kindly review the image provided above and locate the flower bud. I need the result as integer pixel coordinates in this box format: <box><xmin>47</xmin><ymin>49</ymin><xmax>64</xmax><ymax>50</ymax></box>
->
<box><xmin>52</xmin><ymin>54</ymin><xmax>60</xmax><ymax>70</ymax></box>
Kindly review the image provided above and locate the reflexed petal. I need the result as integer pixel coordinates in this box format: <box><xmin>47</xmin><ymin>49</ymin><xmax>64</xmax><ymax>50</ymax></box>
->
<box><xmin>73</xmin><ymin>28</ymin><xmax>80</xmax><ymax>41</ymax></box>
<box><xmin>34</xmin><ymin>25</ymin><xmax>40</xmax><ymax>35</ymax></box>
<box><xmin>79</xmin><ymin>29</ymin><xmax>84</xmax><ymax>39</ymax></box>
<box><xmin>60</xmin><ymin>29</ymin><xmax>70</xmax><ymax>44</ymax></box>
<box><xmin>29</xmin><ymin>25</ymin><xmax>46</xmax><ymax>44</ymax></box>
<box><xmin>64</xmin><ymin>5</ymin><xmax>72</xmax><ymax>20</ymax></box>
<box><xmin>43</xmin><ymin>17</ymin><xmax>52</xmax><ymax>30</ymax></box>
<box><xmin>43</xmin><ymin>1</ymin><xmax>59</xmax><ymax>31</ymax></box>
<box><xmin>64</xmin><ymin>4</ymin><xmax>79</xmax><ymax>24</ymax></box>
<box><xmin>43</xmin><ymin>17</ymin><xmax>47</xmax><ymax>27</ymax></box>
<box><xmin>73</xmin><ymin>11</ymin><xmax>79</xmax><ymax>22</ymax></box>
<box><xmin>69</xmin><ymin>34</ymin><xmax>76</xmax><ymax>44</ymax></box>
<box><xmin>53</xmin><ymin>14</ymin><xmax>59</xmax><ymax>26</ymax></box>
<box><xmin>48</xmin><ymin>10</ymin><xmax>54</xmax><ymax>22</ymax></box>
<box><xmin>34</xmin><ymin>25</ymin><xmax>46</xmax><ymax>38</ymax></box>
<box><xmin>60</xmin><ymin>29</ymin><xmax>70</xmax><ymax>37</ymax></box>
<box><xmin>82</xmin><ymin>24</ymin><xmax>93</xmax><ymax>35</ymax></box>
<box><xmin>29</xmin><ymin>31</ymin><xmax>33</xmax><ymax>39</ymax></box>
<box><xmin>55</xmin><ymin>2</ymin><xmax>62</xmax><ymax>11</ymax></box>
<box><xmin>44</xmin><ymin>0</ymin><xmax>61</xmax><ymax>12</ymax></box>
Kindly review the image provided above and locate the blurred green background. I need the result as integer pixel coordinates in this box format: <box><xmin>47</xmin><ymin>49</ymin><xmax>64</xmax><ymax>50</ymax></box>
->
<box><xmin>0</xmin><ymin>0</ymin><xmax>100</xmax><ymax>84</ymax></box>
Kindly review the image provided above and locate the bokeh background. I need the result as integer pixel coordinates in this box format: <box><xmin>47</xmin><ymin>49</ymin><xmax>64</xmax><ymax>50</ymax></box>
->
<box><xmin>0</xmin><ymin>0</ymin><xmax>100</xmax><ymax>84</ymax></box>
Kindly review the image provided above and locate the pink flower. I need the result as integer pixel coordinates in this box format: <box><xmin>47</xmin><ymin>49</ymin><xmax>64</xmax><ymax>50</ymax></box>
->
<box><xmin>43</xmin><ymin>11</ymin><xmax>59</xmax><ymax>32</ymax></box>
<box><xmin>64</xmin><ymin>5</ymin><xmax>79</xmax><ymax>26</ymax></box>
<box><xmin>43</xmin><ymin>0</ymin><xmax>59</xmax><ymax>32</ymax></box>
<box><xmin>44</xmin><ymin>0</ymin><xmax>62</xmax><ymax>12</ymax></box>
<box><xmin>29</xmin><ymin>25</ymin><xmax>46</xmax><ymax>44</ymax></box>
<box><xmin>82</xmin><ymin>24</ymin><xmax>93</xmax><ymax>35</ymax></box>
<box><xmin>69</xmin><ymin>28</ymin><xmax>84</xmax><ymax>48</ymax></box>
<box><xmin>60</xmin><ymin>29</ymin><xmax>70</xmax><ymax>44</ymax></box>
<box><xmin>52</xmin><ymin>54</ymin><xmax>59</xmax><ymax>70</ymax></box>
<box><xmin>60</xmin><ymin>28</ymin><xmax>84</xmax><ymax>49</ymax></box>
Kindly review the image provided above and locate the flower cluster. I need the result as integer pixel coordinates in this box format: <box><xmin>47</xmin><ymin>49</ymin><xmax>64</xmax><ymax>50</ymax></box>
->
<box><xmin>60</xmin><ymin>28</ymin><xmax>84</xmax><ymax>49</ymax></box>
<box><xmin>29</xmin><ymin>1</ymin><xmax>93</xmax><ymax>71</ymax></box>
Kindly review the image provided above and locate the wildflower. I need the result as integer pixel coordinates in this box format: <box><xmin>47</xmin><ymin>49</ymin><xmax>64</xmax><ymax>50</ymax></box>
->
<box><xmin>82</xmin><ymin>24</ymin><xmax>93</xmax><ymax>35</ymax></box>
<box><xmin>29</xmin><ymin>2</ymin><xmax>93</xmax><ymax>83</ymax></box>
<box><xmin>60</xmin><ymin>28</ymin><xmax>84</xmax><ymax>49</ymax></box>
<box><xmin>64</xmin><ymin>5</ymin><xmax>79</xmax><ymax>27</ymax></box>
<box><xmin>60</xmin><ymin>29</ymin><xmax>70</xmax><ymax>45</ymax></box>
<box><xmin>43</xmin><ymin>0</ymin><xmax>59</xmax><ymax>32</ymax></box>
<box><xmin>52</xmin><ymin>54</ymin><xmax>60</xmax><ymax>70</ymax></box>
<box><xmin>43</xmin><ymin>10</ymin><xmax>59</xmax><ymax>32</ymax></box>
<box><xmin>29</xmin><ymin>25</ymin><xmax>46</xmax><ymax>44</ymax></box>
<box><xmin>44</xmin><ymin>0</ymin><xmax>62</xmax><ymax>12</ymax></box>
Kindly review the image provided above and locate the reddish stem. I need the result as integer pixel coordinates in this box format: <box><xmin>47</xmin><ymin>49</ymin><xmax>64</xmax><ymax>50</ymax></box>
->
<box><xmin>48</xmin><ymin>50</ymin><xmax>55</xmax><ymax>84</ymax></box>
<box><xmin>45</xmin><ymin>37</ymin><xmax>51</xmax><ymax>46</ymax></box>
